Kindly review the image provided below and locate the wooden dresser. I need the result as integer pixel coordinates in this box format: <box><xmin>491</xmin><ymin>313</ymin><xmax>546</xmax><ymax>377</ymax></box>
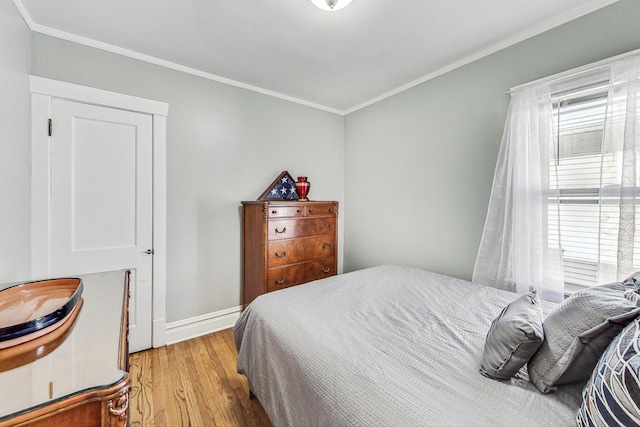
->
<box><xmin>0</xmin><ymin>270</ymin><xmax>130</xmax><ymax>427</ymax></box>
<box><xmin>242</xmin><ymin>200</ymin><xmax>338</xmax><ymax>308</ymax></box>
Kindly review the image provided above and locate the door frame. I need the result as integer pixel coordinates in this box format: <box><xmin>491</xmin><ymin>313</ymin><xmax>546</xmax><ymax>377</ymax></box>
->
<box><xmin>30</xmin><ymin>76</ymin><xmax>169</xmax><ymax>348</ymax></box>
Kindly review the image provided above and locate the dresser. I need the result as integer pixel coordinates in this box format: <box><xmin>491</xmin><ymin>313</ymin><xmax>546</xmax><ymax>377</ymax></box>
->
<box><xmin>0</xmin><ymin>270</ymin><xmax>130</xmax><ymax>427</ymax></box>
<box><xmin>242</xmin><ymin>200</ymin><xmax>338</xmax><ymax>308</ymax></box>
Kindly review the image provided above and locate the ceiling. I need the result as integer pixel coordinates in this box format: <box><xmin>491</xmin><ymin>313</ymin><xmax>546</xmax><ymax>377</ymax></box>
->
<box><xmin>15</xmin><ymin>0</ymin><xmax>619</xmax><ymax>114</ymax></box>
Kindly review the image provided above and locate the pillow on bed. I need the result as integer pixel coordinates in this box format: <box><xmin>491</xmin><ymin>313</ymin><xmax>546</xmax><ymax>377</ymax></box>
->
<box><xmin>624</xmin><ymin>271</ymin><xmax>640</xmax><ymax>286</ymax></box>
<box><xmin>528</xmin><ymin>281</ymin><xmax>640</xmax><ymax>393</ymax></box>
<box><xmin>480</xmin><ymin>291</ymin><xmax>544</xmax><ymax>380</ymax></box>
<box><xmin>576</xmin><ymin>316</ymin><xmax>640</xmax><ymax>426</ymax></box>
<box><xmin>625</xmin><ymin>289</ymin><xmax>640</xmax><ymax>305</ymax></box>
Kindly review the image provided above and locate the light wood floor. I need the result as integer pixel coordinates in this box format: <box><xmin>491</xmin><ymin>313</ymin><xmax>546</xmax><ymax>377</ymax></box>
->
<box><xmin>128</xmin><ymin>328</ymin><xmax>272</xmax><ymax>427</ymax></box>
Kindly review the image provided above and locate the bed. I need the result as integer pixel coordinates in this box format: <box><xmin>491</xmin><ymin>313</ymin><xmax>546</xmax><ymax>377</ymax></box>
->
<box><xmin>234</xmin><ymin>265</ymin><xmax>584</xmax><ymax>426</ymax></box>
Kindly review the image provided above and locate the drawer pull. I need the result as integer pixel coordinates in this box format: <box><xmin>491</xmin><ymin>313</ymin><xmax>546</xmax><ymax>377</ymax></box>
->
<box><xmin>274</xmin><ymin>277</ymin><xmax>286</xmax><ymax>285</ymax></box>
<box><xmin>308</xmin><ymin>209</ymin><xmax>313</xmax><ymax>214</ymax></box>
<box><xmin>322</xmin><ymin>243</ymin><xmax>331</xmax><ymax>250</ymax></box>
<box><xmin>271</xmin><ymin>210</ymin><xmax>278</xmax><ymax>214</ymax></box>
<box><xmin>322</xmin><ymin>267</ymin><xmax>331</xmax><ymax>274</ymax></box>
<box><xmin>275</xmin><ymin>251</ymin><xmax>287</xmax><ymax>258</ymax></box>
<box><xmin>296</xmin><ymin>209</ymin><xmax>302</xmax><ymax>213</ymax></box>
<box><xmin>275</xmin><ymin>227</ymin><xmax>286</xmax><ymax>234</ymax></box>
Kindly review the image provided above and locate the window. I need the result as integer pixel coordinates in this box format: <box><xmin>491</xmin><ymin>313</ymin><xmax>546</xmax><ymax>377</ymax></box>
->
<box><xmin>474</xmin><ymin>51</ymin><xmax>640</xmax><ymax>300</ymax></box>
<box><xmin>548</xmin><ymin>78</ymin><xmax>640</xmax><ymax>289</ymax></box>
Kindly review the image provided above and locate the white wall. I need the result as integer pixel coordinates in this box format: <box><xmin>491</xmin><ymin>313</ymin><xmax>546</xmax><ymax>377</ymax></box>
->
<box><xmin>0</xmin><ymin>0</ymin><xmax>31</xmax><ymax>282</ymax></box>
<box><xmin>30</xmin><ymin>34</ymin><xmax>345</xmax><ymax>323</ymax></box>
<box><xmin>343</xmin><ymin>0</ymin><xmax>640</xmax><ymax>281</ymax></box>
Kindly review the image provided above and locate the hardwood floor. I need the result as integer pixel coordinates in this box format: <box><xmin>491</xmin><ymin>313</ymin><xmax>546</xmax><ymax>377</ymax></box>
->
<box><xmin>128</xmin><ymin>328</ymin><xmax>272</xmax><ymax>427</ymax></box>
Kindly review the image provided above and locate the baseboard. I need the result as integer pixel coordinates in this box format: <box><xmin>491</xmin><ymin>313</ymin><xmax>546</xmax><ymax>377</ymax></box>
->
<box><xmin>165</xmin><ymin>306</ymin><xmax>242</xmax><ymax>345</ymax></box>
<box><xmin>152</xmin><ymin>318</ymin><xmax>167</xmax><ymax>348</ymax></box>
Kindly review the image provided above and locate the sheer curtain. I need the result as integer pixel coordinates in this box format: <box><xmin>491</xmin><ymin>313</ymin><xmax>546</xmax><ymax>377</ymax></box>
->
<box><xmin>473</xmin><ymin>83</ymin><xmax>565</xmax><ymax>302</ymax></box>
<box><xmin>599</xmin><ymin>54</ymin><xmax>640</xmax><ymax>283</ymax></box>
<box><xmin>474</xmin><ymin>52</ymin><xmax>640</xmax><ymax>301</ymax></box>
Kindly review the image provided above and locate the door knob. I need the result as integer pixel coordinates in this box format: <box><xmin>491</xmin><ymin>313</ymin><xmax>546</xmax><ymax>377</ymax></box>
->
<box><xmin>143</xmin><ymin>249</ymin><xmax>154</xmax><ymax>255</ymax></box>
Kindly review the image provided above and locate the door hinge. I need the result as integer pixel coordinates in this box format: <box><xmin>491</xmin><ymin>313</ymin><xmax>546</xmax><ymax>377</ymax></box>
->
<box><xmin>48</xmin><ymin>119</ymin><xmax>52</xmax><ymax>137</ymax></box>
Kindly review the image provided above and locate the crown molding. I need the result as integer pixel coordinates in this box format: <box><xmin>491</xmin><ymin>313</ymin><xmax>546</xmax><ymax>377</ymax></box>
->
<box><xmin>12</xmin><ymin>0</ymin><xmax>344</xmax><ymax>116</ymax></box>
<box><xmin>344</xmin><ymin>0</ymin><xmax>621</xmax><ymax>114</ymax></box>
<box><xmin>14</xmin><ymin>0</ymin><xmax>621</xmax><ymax>117</ymax></box>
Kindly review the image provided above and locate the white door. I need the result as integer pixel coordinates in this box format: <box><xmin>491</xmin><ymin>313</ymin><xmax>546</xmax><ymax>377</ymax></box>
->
<box><xmin>49</xmin><ymin>98</ymin><xmax>153</xmax><ymax>353</ymax></box>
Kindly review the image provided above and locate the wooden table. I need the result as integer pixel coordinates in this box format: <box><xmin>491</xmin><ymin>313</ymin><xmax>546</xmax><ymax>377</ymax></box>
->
<box><xmin>0</xmin><ymin>270</ymin><xmax>130</xmax><ymax>426</ymax></box>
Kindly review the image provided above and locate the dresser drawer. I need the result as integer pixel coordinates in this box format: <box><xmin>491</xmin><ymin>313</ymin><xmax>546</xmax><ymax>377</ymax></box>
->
<box><xmin>268</xmin><ymin>236</ymin><xmax>336</xmax><ymax>267</ymax></box>
<box><xmin>267</xmin><ymin>203</ymin><xmax>336</xmax><ymax>219</ymax></box>
<box><xmin>268</xmin><ymin>217</ymin><xmax>335</xmax><ymax>240</ymax></box>
<box><xmin>305</xmin><ymin>203</ymin><xmax>337</xmax><ymax>217</ymax></box>
<box><xmin>267</xmin><ymin>205</ymin><xmax>305</xmax><ymax>218</ymax></box>
<box><xmin>267</xmin><ymin>257</ymin><xmax>336</xmax><ymax>292</ymax></box>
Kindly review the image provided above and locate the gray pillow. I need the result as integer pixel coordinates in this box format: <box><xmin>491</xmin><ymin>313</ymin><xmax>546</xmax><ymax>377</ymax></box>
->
<box><xmin>528</xmin><ymin>281</ymin><xmax>640</xmax><ymax>393</ymax></box>
<box><xmin>624</xmin><ymin>271</ymin><xmax>640</xmax><ymax>286</ymax></box>
<box><xmin>480</xmin><ymin>291</ymin><xmax>544</xmax><ymax>380</ymax></box>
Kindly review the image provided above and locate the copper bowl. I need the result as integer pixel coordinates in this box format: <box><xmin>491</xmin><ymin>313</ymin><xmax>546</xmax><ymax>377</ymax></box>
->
<box><xmin>0</xmin><ymin>278</ymin><xmax>83</xmax><ymax>348</ymax></box>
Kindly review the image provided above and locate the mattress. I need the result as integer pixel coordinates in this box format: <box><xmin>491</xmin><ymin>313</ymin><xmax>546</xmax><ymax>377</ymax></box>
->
<box><xmin>234</xmin><ymin>265</ymin><xmax>583</xmax><ymax>426</ymax></box>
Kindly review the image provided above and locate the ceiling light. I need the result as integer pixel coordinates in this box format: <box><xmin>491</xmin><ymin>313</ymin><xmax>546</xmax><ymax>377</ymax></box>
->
<box><xmin>310</xmin><ymin>0</ymin><xmax>353</xmax><ymax>11</ymax></box>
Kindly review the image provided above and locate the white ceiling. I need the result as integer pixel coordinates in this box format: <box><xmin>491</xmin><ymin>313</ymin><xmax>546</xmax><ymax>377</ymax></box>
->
<box><xmin>15</xmin><ymin>0</ymin><xmax>619</xmax><ymax>114</ymax></box>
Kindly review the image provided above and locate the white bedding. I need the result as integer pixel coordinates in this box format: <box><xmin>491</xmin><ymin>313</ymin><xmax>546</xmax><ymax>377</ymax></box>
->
<box><xmin>234</xmin><ymin>265</ymin><xmax>583</xmax><ymax>426</ymax></box>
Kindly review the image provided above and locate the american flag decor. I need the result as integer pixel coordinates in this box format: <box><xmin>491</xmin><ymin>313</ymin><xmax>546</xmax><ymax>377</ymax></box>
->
<box><xmin>258</xmin><ymin>171</ymin><xmax>299</xmax><ymax>200</ymax></box>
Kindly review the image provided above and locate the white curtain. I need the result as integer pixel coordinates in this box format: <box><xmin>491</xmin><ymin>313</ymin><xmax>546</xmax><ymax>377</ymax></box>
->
<box><xmin>473</xmin><ymin>83</ymin><xmax>565</xmax><ymax>302</ymax></box>
<box><xmin>474</xmin><ymin>53</ymin><xmax>640</xmax><ymax>301</ymax></box>
<box><xmin>598</xmin><ymin>54</ymin><xmax>640</xmax><ymax>283</ymax></box>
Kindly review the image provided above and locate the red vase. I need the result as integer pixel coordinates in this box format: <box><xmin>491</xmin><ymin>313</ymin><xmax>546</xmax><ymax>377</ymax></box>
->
<box><xmin>295</xmin><ymin>176</ymin><xmax>310</xmax><ymax>201</ymax></box>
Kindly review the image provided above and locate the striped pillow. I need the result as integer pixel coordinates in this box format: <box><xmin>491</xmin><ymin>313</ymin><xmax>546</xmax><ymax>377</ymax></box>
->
<box><xmin>577</xmin><ymin>317</ymin><xmax>640</xmax><ymax>426</ymax></box>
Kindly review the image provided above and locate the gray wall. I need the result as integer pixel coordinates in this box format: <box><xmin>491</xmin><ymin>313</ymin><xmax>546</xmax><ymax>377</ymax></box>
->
<box><xmin>4</xmin><ymin>0</ymin><xmax>640</xmax><ymax>325</ymax></box>
<box><xmin>30</xmin><ymin>35</ymin><xmax>345</xmax><ymax>323</ymax></box>
<box><xmin>344</xmin><ymin>0</ymin><xmax>640</xmax><ymax>280</ymax></box>
<box><xmin>0</xmin><ymin>0</ymin><xmax>31</xmax><ymax>282</ymax></box>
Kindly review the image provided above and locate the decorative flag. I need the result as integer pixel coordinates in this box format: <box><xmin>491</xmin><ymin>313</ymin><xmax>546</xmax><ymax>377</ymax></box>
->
<box><xmin>258</xmin><ymin>171</ymin><xmax>299</xmax><ymax>200</ymax></box>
